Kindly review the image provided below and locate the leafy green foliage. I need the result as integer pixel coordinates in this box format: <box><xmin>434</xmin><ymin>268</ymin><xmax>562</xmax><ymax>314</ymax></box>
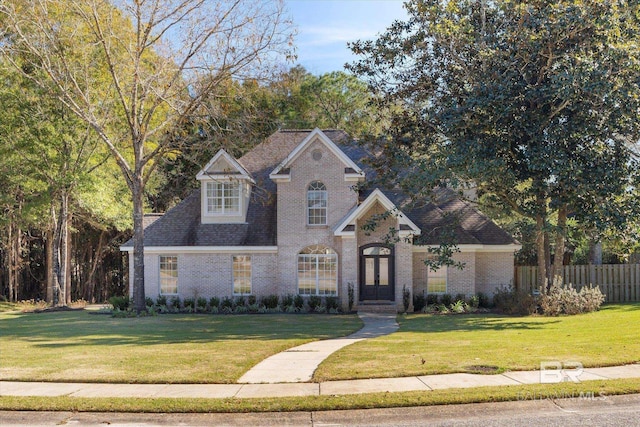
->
<box><xmin>349</xmin><ymin>0</ymin><xmax>640</xmax><ymax>278</ymax></box>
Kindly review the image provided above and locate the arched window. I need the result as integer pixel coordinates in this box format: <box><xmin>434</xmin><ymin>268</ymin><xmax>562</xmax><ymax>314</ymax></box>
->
<box><xmin>297</xmin><ymin>245</ymin><xmax>337</xmax><ymax>296</ymax></box>
<box><xmin>307</xmin><ymin>181</ymin><xmax>327</xmax><ymax>225</ymax></box>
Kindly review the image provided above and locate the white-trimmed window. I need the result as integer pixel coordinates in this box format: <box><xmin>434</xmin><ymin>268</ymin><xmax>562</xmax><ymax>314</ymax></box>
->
<box><xmin>159</xmin><ymin>255</ymin><xmax>178</xmax><ymax>295</ymax></box>
<box><xmin>233</xmin><ymin>255</ymin><xmax>252</xmax><ymax>295</ymax></box>
<box><xmin>427</xmin><ymin>265</ymin><xmax>447</xmax><ymax>294</ymax></box>
<box><xmin>307</xmin><ymin>181</ymin><xmax>327</xmax><ymax>225</ymax></box>
<box><xmin>297</xmin><ymin>245</ymin><xmax>337</xmax><ymax>295</ymax></box>
<box><xmin>206</xmin><ymin>181</ymin><xmax>240</xmax><ymax>215</ymax></box>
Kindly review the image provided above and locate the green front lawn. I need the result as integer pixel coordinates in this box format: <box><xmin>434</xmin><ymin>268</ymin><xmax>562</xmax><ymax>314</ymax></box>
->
<box><xmin>314</xmin><ymin>303</ymin><xmax>640</xmax><ymax>381</ymax></box>
<box><xmin>0</xmin><ymin>311</ymin><xmax>362</xmax><ymax>384</ymax></box>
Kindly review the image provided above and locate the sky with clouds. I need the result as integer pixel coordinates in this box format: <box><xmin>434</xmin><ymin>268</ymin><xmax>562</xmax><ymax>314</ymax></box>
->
<box><xmin>285</xmin><ymin>0</ymin><xmax>408</xmax><ymax>75</ymax></box>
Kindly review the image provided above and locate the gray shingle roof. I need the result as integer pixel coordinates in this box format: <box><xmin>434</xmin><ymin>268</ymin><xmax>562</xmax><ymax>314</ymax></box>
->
<box><xmin>124</xmin><ymin>129</ymin><xmax>516</xmax><ymax>248</ymax></box>
<box><xmin>374</xmin><ymin>188</ymin><xmax>518</xmax><ymax>246</ymax></box>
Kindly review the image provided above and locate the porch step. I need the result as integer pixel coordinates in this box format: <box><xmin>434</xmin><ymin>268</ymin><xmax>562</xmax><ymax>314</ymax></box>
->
<box><xmin>357</xmin><ymin>301</ymin><xmax>398</xmax><ymax>315</ymax></box>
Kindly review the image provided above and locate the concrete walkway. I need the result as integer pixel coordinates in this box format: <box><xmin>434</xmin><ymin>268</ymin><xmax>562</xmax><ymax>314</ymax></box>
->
<box><xmin>2</xmin><ymin>364</ymin><xmax>639</xmax><ymax>399</ymax></box>
<box><xmin>237</xmin><ymin>312</ymin><xmax>399</xmax><ymax>383</ymax></box>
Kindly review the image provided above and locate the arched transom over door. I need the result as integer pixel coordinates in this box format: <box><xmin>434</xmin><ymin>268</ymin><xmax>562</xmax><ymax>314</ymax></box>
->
<box><xmin>359</xmin><ymin>244</ymin><xmax>395</xmax><ymax>301</ymax></box>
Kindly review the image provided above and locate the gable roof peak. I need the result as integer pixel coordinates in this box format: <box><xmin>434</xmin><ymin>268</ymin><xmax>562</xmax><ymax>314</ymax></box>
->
<box><xmin>196</xmin><ymin>148</ymin><xmax>254</xmax><ymax>183</ymax></box>
<box><xmin>269</xmin><ymin>128</ymin><xmax>364</xmax><ymax>180</ymax></box>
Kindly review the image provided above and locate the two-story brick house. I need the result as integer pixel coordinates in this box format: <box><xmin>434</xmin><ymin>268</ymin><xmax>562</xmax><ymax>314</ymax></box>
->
<box><xmin>121</xmin><ymin>129</ymin><xmax>520</xmax><ymax>311</ymax></box>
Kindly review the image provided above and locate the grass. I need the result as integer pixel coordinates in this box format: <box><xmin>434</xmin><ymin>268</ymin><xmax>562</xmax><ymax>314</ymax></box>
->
<box><xmin>314</xmin><ymin>303</ymin><xmax>640</xmax><ymax>381</ymax></box>
<box><xmin>0</xmin><ymin>311</ymin><xmax>362</xmax><ymax>384</ymax></box>
<box><xmin>1</xmin><ymin>379</ymin><xmax>639</xmax><ymax>413</ymax></box>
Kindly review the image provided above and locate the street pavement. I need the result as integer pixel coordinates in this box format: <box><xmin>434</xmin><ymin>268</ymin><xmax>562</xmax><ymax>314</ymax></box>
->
<box><xmin>1</xmin><ymin>393</ymin><xmax>639</xmax><ymax>426</ymax></box>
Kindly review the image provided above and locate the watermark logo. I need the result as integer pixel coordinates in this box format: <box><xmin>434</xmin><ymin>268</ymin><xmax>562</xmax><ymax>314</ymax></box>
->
<box><xmin>540</xmin><ymin>361</ymin><xmax>583</xmax><ymax>383</ymax></box>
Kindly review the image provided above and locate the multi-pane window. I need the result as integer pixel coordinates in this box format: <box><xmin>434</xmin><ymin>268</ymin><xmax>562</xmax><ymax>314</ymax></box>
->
<box><xmin>206</xmin><ymin>181</ymin><xmax>240</xmax><ymax>215</ymax></box>
<box><xmin>427</xmin><ymin>265</ymin><xmax>447</xmax><ymax>293</ymax></box>
<box><xmin>297</xmin><ymin>245</ymin><xmax>337</xmax><ymax>295</ymax></box>
<box><xmin>307</xmin><ymin>181</ymin><xmax>327</xmax><ymax>225</ymax></box>
<box><xmin>159</xmin><ymin>256</ymin><xmax>178</xmax><ymax>295</ymax></box>
<box><xmin>233</xmin><ymin>255</ymin><xmax>252</xmax><ymax>295</ymax></box>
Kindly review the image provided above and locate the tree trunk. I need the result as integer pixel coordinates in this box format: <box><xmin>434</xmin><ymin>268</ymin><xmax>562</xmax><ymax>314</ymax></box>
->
<box><xmin>535</xmin><ymin>192</ymin><xmax>549</xmax><ymax>291</ymax></box>
<box><xmin>52</xmin><ymin>192</ymin><xmax>70</xmax><ymax>306</ymax></box>
<box><xmin>7</xmin><ymin>219</ymin><xmax>15</xmax><ymax>302</ymax></box>
<box><xmin>65</xmin><ymin>213</ymin><xmax>72</xmax><ymax>305</ymax></box>
<box><xmin>45</xmin><ymin>227</ymin><xmax>54</xmax><ymax>303</ymax></box>
<box><xmin>552</xmin><ymin>204</ymin><xmax>568</xmax><ymax>282</ymax></box>
<box><xmin>132</xmin><ymin>175</ymin><xmax>146</xmax><ymax>313</ymax></box>
<box><xmin>589</xmin><ymin>240</ymin><xmax>603</xmax><ymax>265</ymax></box>
<box><xmin>84</xmin><ymin>230</ymin><xmax>106</xmax><ymax>303</ymax></box>
<box><xmin>536</xmin><ymin>213</ymin><xmax>548</xmax><ymax>291</ymax></box>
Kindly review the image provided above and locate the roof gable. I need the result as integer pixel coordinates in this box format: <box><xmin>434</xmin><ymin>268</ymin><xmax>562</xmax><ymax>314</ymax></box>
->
<box><xmin>334</xmin><ymin>188</ymin><xmax>421</xmax><ymax>237</ymax></box>
<box><xmin>269</xmin><ymin>128</ymin><xmax>364</xmax><ymax>181</ymax></box>
<box><xmin>196</xmin><ymin>149</ymin><xmax>254</xmax><ymax>183</ymax></box>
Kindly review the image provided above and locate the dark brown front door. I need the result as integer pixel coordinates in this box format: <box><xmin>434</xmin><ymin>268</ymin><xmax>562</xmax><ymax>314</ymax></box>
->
<box><xmin>359</xmin><ymin>244</ymin><xmax>394</xmax><ymax>301</ymax></box>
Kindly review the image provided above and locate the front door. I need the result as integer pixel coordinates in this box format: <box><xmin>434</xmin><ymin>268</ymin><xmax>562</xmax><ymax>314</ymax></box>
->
<box><xmin>359</xmin><ymin>244</ymin><xmax>394</xmax><ymax>301</ymax></box>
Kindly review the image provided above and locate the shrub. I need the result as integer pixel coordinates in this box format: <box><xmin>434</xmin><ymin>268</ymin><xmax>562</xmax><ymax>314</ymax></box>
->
<box><xmin>308</xmin><ymin>295</ymin><xmax>322</xmax><ymax>311</ymax></box>
<box><xmin>196</xmin><ymin>297</ymin><xmax>207</xmax><ymax>311</ymax></box>
<box><xmin>157</xmin><ymin>295</ymin><xmax>167</xmax><ymax>307</ymax></box>
<box><xmin>325</xmin><ymin>296</ymin><xmax>339</xmax><ymax>311</ymax></box>
<box><xmin>440</xmin><ymin>294</ymin><xmax>453</xmax><ymax>307</ymax></box>
<box><xmin>208</xmin><ymin>297</ymin><xmax>220</xmax><ymax>310</ymax></box>
<box><xmin>539</xmin><ymin>279</ymin><xmax>605</xmax><ymax>316</ymax></box>
<box><xmin>294</xmin><ymin>294</ymin><xmax>304</xmax><ymax>310</ymax></box>
<box><xmin>281</xmin><ymin>294</ymin><xmax>294</xmax><ymax>308</ymax></box>
<box><xmin>247</xmin><ymin>295</ymin><xmax>257</xmax><ymax>306</ymax></box>
<box><xmin>580</xmin><ymin>285</ymin><xmax>606</xmax><ymax>312</ymax></box>
<box><xmin>476</xmin><ymin>292</ymin><xmax>491</xmax><ymax>308</ymax></box>
<box><xmin>402</xmin><ymin>285</ymin><xmax>411</xmax><ymax>313</ymax></box>
<box><xmin>413</xmin><ymin>293</ymin><xmax>427</xmax><ymax>312</ymax></box>
<box><xmin>454</xmin><ymin>293</ymin><xmax>466</xmax><ymax>304</ymax></box>
<box><xmin>468</xmin><ymin>295</ymin><xmax>480</xmax><ymax>309</ymax></box>
<box><xmin>426</xmin><ymin>294</ymin><xmax>439</xmax><ymax>306</ymax></box>
<box><xmin>221</xmin><ymin>296</ymin><xmax>234</xmax><ymax>310</ymax></box>
<box><xmin>450</xmin><ymin>299</ymin><xmax>467</xmax><ymax>313</ymax></box>
<box><xmin>170</xmin><ymin>296</ymin><xmax>181</xmax><ymax>310</ymax></box>
<box><xmin>145</xmin><ymin>297</ymin><xmax>154</xmax><ymax>307</ymax></box>
<box><xmin>234</xmin><ymin>295</ymin><xmax>246</xmax><ymax>308</ymax></box>
<box><xmin>183</xmin><ymin>298</ymin><xmax>195</xmax><ymax>310</ymax></box>
<box><xmin>109</xmin><ymin>296</ymin><xmax>130</xmax><ymax>311</ymax></box>
<box><xmin>493</xmin><ymin>285</ymin><xmax>536</xmax><ymax>315</ymax></box>
<box><xmin>436</xmin><ymin>304</ymin><xmax>449</xmax><ymax>314</ymax></box>
<box><xmin>261</xmin><ymin>294</ymin><xmax>279</xmax><ymax>309</ymax></box>
<box><xmin>347</xmin><ymin>282</ymin><xmax>355</xmax><ymax>312</ymax></box>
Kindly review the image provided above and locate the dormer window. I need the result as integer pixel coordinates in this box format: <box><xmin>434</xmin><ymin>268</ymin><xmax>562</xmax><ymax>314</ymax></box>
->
<box><xmin>197</xmin><ymin>149</ymin><xmax>254</xmax><ymax>224</ymax></box>
<box><xmin>307</xmin><ymin>181</ymin><xmax>327</xmax><ymax>225</ymax></box>
<box><xmin>206</xmin><ymin>181</ymin><xmax>240</xmax><ymax>215</ymax></box>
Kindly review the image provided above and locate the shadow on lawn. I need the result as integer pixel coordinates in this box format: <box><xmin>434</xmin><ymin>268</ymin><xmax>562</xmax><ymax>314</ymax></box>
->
<box><xmin>0</xmin><ymin>311</ymin><xmax>362</xmax><ymax>348</ymax></box>
<box><xmin>400</xmin><ymin>313</ymin><xmax>561</xmax><ymax>333</ymax></box>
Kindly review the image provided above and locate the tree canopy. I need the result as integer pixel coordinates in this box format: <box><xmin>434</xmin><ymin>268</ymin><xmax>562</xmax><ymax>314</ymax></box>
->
<box><xmin>1</xmin><ymin>0</ymin><xmax>294</xmax><ymax>311</ymax></box>
<box><xmin>349</xmin><ymin>0</ymin><xmax>640</xmax><ymax>287</ymax></box>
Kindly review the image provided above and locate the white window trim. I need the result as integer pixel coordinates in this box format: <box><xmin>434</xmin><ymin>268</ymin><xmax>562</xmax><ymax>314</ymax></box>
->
<box><xmin>205</xmin><ymin>181</ymin><xmax>242</xmax><ymax>216</ymax></box>
<box><xmin>297</xmin><ymin>251</ymin><xmax>338</xmax><ymax>296</ymax></box>
<box><xmin>159</xmin><ymin>255</ymin><xmax>178</xmax><ymax>296</ymax></box>
<box><xmin>307</xmin><ymin>181</ymin><xmax>328</xmax><ymax>226</ymax></box>
<box><xmin>232</xmin><ymin>255</ymin><xmax>252</xmax><ymax>296</ymax></box>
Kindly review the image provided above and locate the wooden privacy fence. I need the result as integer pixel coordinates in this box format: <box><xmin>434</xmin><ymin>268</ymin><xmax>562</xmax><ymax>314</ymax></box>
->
<box><xmin>514</xmin><ymin>264</ymin><xmax>640</xmax><ymax>303</ymax></box>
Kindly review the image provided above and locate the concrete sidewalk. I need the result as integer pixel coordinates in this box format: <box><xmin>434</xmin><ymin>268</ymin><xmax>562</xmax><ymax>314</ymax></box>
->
<box><xmin>2</xmin><ymin>364</ymin><xmax>639</xmax><ymax>399</ymax></box>
<box><xmin>237</xmin><ymin>312</ymin><xmax>399</xmax><ymax>383</ymax></box>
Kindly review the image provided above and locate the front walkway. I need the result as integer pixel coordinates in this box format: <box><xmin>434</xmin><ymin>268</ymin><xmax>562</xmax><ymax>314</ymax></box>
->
<box><xmin>237</xmin><ymin>312</ymin><xmax>399</xmax><ymax>383</ymax></box>
<box><xmin>2</xmin><ymin>365</ymin><xmax>639</xmax><ymax>399</ymax></box>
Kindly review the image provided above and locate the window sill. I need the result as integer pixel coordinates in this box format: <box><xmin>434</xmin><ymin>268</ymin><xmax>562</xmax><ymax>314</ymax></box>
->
<box><xmin>306</xmin><ymin>225</ymin><xmax>329</xmax><ymax>229</ymax></box>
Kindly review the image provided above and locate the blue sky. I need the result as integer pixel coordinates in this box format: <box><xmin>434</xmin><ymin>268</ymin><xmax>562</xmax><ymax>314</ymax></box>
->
<box><xmin>285</xmin><ymin>0</ymin><xmax>408</xmax><ymax>75</ymax></box>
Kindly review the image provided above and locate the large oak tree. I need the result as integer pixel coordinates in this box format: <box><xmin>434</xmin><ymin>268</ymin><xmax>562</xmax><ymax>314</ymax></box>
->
<box><xmin>349</xmin><ymin>0</ymin><xmax>640</xmax><ymax>288</ymax></box>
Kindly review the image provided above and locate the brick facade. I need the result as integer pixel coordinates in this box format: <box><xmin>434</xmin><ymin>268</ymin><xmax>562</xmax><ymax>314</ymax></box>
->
<box><xmin>125</xmin><ymin>129</ymin><xmax>520</xmax><ymax>312</ymax></box>
<box><xmin>475</xmin><ymin>252</ymin><xmax>516</xmax><ymax>296</ymax></box>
